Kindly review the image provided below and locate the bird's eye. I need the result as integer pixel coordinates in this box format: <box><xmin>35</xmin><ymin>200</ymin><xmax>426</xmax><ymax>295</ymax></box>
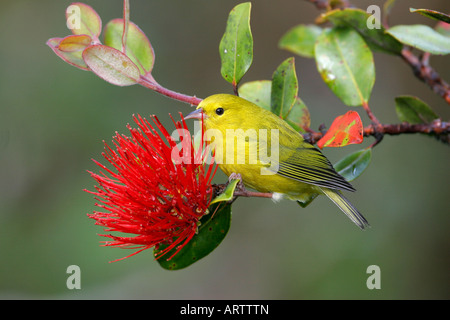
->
<box><xmin>215</xmin><ymin>107</ymin><xmax>224</xmax><ymax>116</ymax></box>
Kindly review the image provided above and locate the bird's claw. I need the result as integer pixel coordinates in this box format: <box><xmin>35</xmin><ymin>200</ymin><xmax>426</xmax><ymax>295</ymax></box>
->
<box><xmin>228</xmin><ymin>172</ymin><xmax>246</xmax><ymax>192</ymax></box>
<box><xmin>228</xmin><ymin>172</ymin><xmax>242</xmax><ymax>182</ymax></box>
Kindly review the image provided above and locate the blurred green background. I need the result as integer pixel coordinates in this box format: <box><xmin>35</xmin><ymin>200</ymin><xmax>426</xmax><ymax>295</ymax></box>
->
<box><xmin>1</xmin><ymin>0</ymin><xmax>449</xmax><ymax>299</ymax></box>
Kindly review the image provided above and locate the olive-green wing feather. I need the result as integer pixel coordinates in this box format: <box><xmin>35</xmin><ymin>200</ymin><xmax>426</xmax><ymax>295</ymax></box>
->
<box><xmin>276</xmin><ymin>144</ymin><xmax>355</xmax><ymax>192</ymax></box>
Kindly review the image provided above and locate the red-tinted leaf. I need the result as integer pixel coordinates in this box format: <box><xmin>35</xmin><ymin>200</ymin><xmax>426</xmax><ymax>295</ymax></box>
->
<box><xmin>82</xmin><ymin>45</ymin><xmax>140</xmax><ymax>86</ymax></box>
<box><xmin>317</xmin><ymin>111</ymin><xmax>363</xmax><ymax>149</ymax></box>
<box><xmin>57</xmin><ymin>34</ymin><xmax>92</xmax><ymax>52</ymax></box>
<box><xmin>46</xmin><ymin>37</ymin><xmax>90</xmax><ymax>71</ymax></box>
<box><xmin>436</xmin><ymin>21</ymin><xmax>450</xmax><ymax>37</ymax></box>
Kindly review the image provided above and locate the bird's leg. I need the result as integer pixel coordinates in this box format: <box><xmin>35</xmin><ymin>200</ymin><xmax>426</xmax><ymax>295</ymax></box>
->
<box><xmin>211</xmin><ymin>173</ymin><xmax>274</xmax><ymax>202</ymax></box>
<box><xmin>227</xmin><ymin>172</ymin><xmax>273</xmax><ymax>199</ymax></box>
<box><xmin>228</xmin><ymin>172</ymin><xmax>245</xmax><ymax>204</ymax></box>
<box><xmin>229</xmin><ymin>172</ymin><xmax>253</xmax><ymax>194</ymax></box>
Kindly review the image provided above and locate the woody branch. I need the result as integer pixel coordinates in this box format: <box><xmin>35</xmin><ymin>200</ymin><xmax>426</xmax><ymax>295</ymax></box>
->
<box><xmin>304</xmin><ymin>120</ymin><xmax>450</xmax><ymax>145</ymax></box>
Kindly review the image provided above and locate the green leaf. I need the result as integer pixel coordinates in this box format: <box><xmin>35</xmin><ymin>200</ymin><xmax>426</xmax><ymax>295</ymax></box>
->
<box><xmin>334</xmin><ymin>148</ymin><xmax>372</xmax><ymax>182</ymax></box>
<box><xmin>238</xmin><ymin>80</ymin><xmax>272</xmax><ymax>110</ymax></box>
<box><xmin>284</xmin><ymin>97</ymin><xmax>310</xmax><ymax>133</ymax></box>
<box><xmin>387</xmin><ymin>24</ymin><xmax>450</xmax><ymax>55</ymax></box>
<box><xmin>46</xmin><ymin>37</ymin><xmax>90</xmax><ymax>71</ymax></box>
<box><xmin>279</xmin><ymin>24</ymin><xmax>323</xmax><ymax>58</ymax></box>
<box><xmin>314</xmin><ymin>27</ymin><xmax>375</xmax><ymax>106</ymax></box>
<box><xmin>104</xmin><ymin>19</ymin><xmax>155</xmax><ymax>75</ymax></box>
<box><xmin>410</xmin><ymin>8</ymin><xmax>450</xmax><ymax>24</ymax></box>
<box><xmin>82</xmin><ymin>45</ymin><xmax>140</xmax><ymax>86</ymax></box>
<box><xmin>155</xmin><ymin>203</ymin><xmax>232</xmax><ymax>270</ymax></box>
<box><xmin>210</xmin><ymin>179</ymin><xmax>240</xmax><ymax>204</ymax></box>
<box><xmin>317</xmin><ymin>8</ymin><xmax>402</xmax><ymax>55</ymax></box>
<box><xmin>66</xmin><ymin>2</ymin><xmax>102</xmax><ymax>38</ymax></box>
<box><xmin>395</xmin><ymin>96</ymin><xmax>439</xmax><ymax>124</ymax></box>
<box><xmin>239</xmin><ymin>80</ymin><xmax>310</xmax><ymax>132</ymax></box>
<box><xmin>219</xmin><ymin>2</ymin><xmax>253</xmax><ymax>87</ymax></box>
<box><xmin>271</xmin><ymin>57</ymin><xmax>298</xmax><ymax>118</ymax></box>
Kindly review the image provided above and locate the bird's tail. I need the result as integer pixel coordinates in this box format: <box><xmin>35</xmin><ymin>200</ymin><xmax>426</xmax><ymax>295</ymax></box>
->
<box><xmin>320</xmin><ymin>187</ymin><xmax>370</xmax><ymax>230</ymax></box>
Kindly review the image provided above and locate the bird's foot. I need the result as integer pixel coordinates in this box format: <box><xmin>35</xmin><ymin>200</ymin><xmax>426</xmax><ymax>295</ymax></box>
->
<box><xmin>228</xmin><ymin>172</ymin><xmax>242</xmax><ymax>183</ymax></box>
<box><xmin>228</xmin><ymin>172</ymin><xmax>246</xmax><ymax>193</ymax></box>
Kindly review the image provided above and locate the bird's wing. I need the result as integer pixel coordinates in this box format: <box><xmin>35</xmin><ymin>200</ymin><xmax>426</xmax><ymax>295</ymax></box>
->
<box><xmin>275</xmin><ymin>144</ymin><xmax>356</xmax><ymax>192</ymax></box>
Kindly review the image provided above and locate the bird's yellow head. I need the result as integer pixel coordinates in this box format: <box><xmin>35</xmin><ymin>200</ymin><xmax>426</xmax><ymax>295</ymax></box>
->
<box><xmin>185</xmin><ymin>94</ymin><xmax>263</xmax><ymax>131</ymax></box>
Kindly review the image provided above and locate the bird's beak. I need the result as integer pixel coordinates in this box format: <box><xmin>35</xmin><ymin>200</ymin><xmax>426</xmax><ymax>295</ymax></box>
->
<box><xmin>184</xmin><ymin>108</ymin><xmax>204</xmax><ymax>120</ymax></box>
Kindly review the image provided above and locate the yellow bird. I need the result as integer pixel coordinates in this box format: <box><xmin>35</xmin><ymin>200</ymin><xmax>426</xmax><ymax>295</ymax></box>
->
<box><xmin>185</xmin><ymin>94</ymin><xmax>369</xmax><ymax>229</ymax></box>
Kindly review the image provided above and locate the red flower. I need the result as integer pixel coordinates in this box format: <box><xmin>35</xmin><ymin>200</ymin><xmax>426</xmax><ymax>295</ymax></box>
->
<box><xmin>86</xmin><ymin>114</ymin><xmax>216</xmax><ymax>262</ymax></box>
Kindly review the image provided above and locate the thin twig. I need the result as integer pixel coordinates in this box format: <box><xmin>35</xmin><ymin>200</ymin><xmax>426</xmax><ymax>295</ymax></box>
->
<box><xmin>362</xmin><ymin>101</ymin><xmax>384</xmax><ymax>146</ymax></box>
<box><xmin>362</xmin><ymin>101</ymin><xmax>380</xmax><ymax>127</ymax></box>
<box><xmin>401</xmin><ymin>47</ymin><xmax>450</xmax><ymax>105</ymax></box>
<box><xmin>122</xmin><ymin>0</ymin><xmax>130</xmax><ymax>53</ymax></box>
<box><xmin>139</xmin><ymin>76</ymin><xmax>203</xmax><ymax>106</ymax></box>
<box><xmin>304</xmin><ymin>0</ymin><xmax>350</xmax><ymax>10</ymax></box>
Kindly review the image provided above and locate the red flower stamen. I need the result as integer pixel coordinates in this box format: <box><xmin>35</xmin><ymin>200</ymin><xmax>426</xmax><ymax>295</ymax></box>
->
<box><xmin>86</xmin><ymin>113</ymin><xmax>216</xmax><ymax>262</ymax></box>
